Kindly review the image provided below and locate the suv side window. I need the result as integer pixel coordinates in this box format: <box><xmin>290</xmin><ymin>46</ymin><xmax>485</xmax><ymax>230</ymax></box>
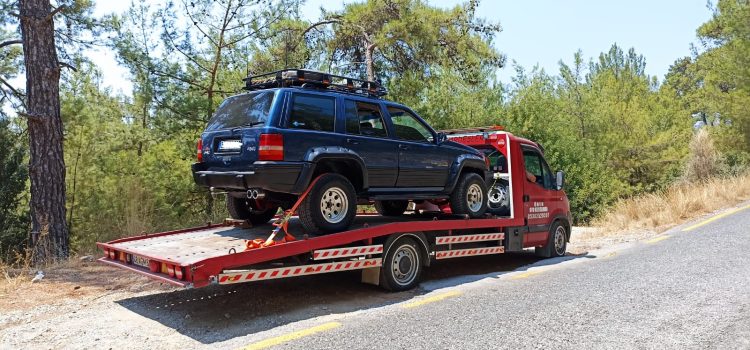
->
<box><xmin>387</xmin><ymin>107</ymin><xmax>434</xmax><ymax>143</ymax></box>
<box><xmin>288</xmin><ymin>93</ymin><xmax>336</xmax><ymax>132</ymax></box>
<box><xmin>345</xmin><ymin>100</ymin><xmax>388</xmax><ymax>137</ymax></box>
<box><xmin>523</xmin><ymin>148</ymin><xmax>554</xmax><ymax>189</ymax></box>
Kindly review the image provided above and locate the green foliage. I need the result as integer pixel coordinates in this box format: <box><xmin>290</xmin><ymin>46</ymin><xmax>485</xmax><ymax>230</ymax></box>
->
<box><xmin>60</xmin><ymin>60</ymin><xmax>224</xmax><ymax>252</ymax></box>
<box><xmin>0</xmin><ymin>118</ymin><xmax>28</xmax><ymax>258</ymax></box>
<box><xmin>323</xmin><ymin>0</ymin><xmax>505</xmax><ymax>81</ymax></box>
<box><xmin>695</xmin><ymin>0</ymin><xmax>750</xmax><ymax>150</ymax></box>
<box><xmin>500</xmin><ymin>44</ymin><xmax>692</xmax><ymax>222</ymax></box>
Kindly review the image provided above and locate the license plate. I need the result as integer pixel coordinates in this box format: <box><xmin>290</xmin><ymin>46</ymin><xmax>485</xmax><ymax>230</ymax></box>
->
<box><xmin>218</xmin><ymin>139</ymin><xmax>242</xmax><ymax>152</ymax></box>
<box><xmin>131</xmin><ymin>255</ymin><xmax>150</xmax><ymax>268</ymax></box>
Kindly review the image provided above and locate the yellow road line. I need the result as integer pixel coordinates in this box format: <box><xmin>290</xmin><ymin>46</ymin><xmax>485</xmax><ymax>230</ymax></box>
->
<box><xmin>645</xmin><ymin>235</ymin><xmax>670</xmax><ymax>244</ymax></box>
<box><xmin>682</xmin><ymin>204</ymin><xmax>750</xmax><ymax>232</ymax></box>
<box><xmin>401</xmin><ymin>291</ymin><xmax>462</xmax><ymax>309</ymax></box>
<box><xmin>602</xmin><ymin>251</ymin><xmax>617</xmax><ymax>259</ymax></box>
<box><xmin>240</xmin><ymin>322</ymin><xmax>342</xmax><ymax>350</ymax></box>
<box><xmin>511</xmin><ymin>270</ymin><xmax>544</xmax><ymax>280</ymax></box>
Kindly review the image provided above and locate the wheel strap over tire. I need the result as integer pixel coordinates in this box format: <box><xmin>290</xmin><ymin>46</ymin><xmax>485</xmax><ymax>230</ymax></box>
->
<box><xmin>245</xmin><ymin>175</ymin><xmax>325</xmax><ymax>251</ymax></box>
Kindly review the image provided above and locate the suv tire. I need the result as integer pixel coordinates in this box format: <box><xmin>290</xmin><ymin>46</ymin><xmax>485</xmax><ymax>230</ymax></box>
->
<box><xmin>374</xmin><ymin>200</ymin><xmax>409</xmax><ymax>217</ymax></box>
<box><xmin>226</xmin><ymin>197</ymin><xmax>279</xmax><ymax>225</ymax></box>
<box><xmin>450</xmin><ymin>173</ymin><xmax>488</xmax><ymax>218</ymax></box>
<box><xmin>299</xmin><ymin>174</ymin><xmax>357</xmax><ymax>234</ymax></box>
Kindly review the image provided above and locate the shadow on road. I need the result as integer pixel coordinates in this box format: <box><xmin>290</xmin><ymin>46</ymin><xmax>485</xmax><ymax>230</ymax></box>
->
<box><xmin>115</xmin><ymin>251</ymin><xmax>590</xmax><ymax>344</ymax></box>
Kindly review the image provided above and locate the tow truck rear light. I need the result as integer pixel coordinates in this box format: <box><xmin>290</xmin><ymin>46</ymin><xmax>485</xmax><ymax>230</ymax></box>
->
<box><xmin>196</xmin><ymin>138</ymin><xmax>203</xmax><ymax>162</ymax></box>
<box><xmin>259</xmin><ymin>133</ymin><xmax>284</xmax><ymax>161</ymax></box>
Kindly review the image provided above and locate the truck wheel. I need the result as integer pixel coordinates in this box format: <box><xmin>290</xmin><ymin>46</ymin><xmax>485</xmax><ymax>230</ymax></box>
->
<box><xmin>226</xmin><ymin>197</ymin><xmax>279</xmax><ymax>225</ymax></box>
<box><xmin>535</xmin><ymin>221</ymin><xmax>567</xmax><ymax>258</ymax></box>
<box><xmin>374</xmin><ymin>200</ymin><xmax>408</xmax><ymax>217</ymax></box>
<box><xmin>299</xmin><ymin>174</ymin><xmax>357</xmax><ymax>234</ymax></box>
<box><xmin>380</xmin><ymin>237</ymin><xmax>423</xmax><ymax>291</ymax></box>
<box><xmin>450</xmin><ymin>173</ymin><xmax>488</xmax><ymax>218</ymax></box>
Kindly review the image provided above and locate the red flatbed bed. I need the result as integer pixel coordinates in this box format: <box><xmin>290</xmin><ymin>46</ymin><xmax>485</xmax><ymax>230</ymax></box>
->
<box><xmin>97</xmin><ymin>214</ymin><xmax>522</xmax><ymax>288</ymax></box>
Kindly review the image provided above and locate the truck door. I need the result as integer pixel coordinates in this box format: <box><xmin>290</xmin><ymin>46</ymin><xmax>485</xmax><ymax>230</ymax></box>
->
<box><xmin>521</xmin><ymin>146</ymin><xmax>560</xmax><ymax>246</ymax></box>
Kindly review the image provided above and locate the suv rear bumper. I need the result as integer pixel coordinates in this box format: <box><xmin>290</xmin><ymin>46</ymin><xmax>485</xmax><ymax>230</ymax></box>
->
<box><xmin>192</xmin><ymin>161</ymin><xmax>312</xmax><ymax>194</ymax></box>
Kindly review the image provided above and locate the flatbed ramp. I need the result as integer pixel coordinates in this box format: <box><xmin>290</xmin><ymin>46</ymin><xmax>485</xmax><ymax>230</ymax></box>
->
<box><xmin>98</xmin><ymin>214</ymin><xmax>519</xmax><ymax>289</ymax></box>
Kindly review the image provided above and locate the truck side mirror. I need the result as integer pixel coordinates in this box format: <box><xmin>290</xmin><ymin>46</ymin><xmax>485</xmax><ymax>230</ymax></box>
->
<box><xmin>436</xmin><ymin>132</ymin><xmax>448</xmax><ymax>145</ymax></box>
<box><xmin>556</xmin><ymin>170</ymin><xmax>565</xmax><ymax>190</ymax></box>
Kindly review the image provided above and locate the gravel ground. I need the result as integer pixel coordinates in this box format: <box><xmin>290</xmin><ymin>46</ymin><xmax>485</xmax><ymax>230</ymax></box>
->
<box><xmin>1</xmin><ymin>204</ymin><xmax>748</xmax><ymax>349</ymax></box>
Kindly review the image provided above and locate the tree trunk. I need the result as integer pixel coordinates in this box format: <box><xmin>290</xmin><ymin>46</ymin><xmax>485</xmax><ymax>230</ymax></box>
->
<box><xmin>19</xmin><ymin>0</ymin><xmax>69</xmax><ymax>263</ymax></box>
<box><xmin>365</xmin><ymin>42</ymin><xmax>376</xmax><ymax>81</ymax></box>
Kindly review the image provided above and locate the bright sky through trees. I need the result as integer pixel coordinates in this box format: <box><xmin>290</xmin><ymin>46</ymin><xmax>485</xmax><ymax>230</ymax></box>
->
<box><xmin>85</xmin><ymin>0</ymin><xmax>712</xmax><ymax>94</ymax></box>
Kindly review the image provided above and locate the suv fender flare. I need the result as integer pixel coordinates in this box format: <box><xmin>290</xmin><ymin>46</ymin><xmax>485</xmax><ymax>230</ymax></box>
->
<box><xmin>292</xmin><ymin>146</ymin><xmax>369</xmax><ymax>193</ymax></box>
<box><xmin>444</xmin><ymin>155</ymin><xmax>488</xmax><ymax>193</ymax></box>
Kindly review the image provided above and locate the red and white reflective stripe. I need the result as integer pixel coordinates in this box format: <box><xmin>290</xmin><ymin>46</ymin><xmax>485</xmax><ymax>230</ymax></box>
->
<box><xmin>217</xmin><ymin>258</ymin><xmax>382</xmax><ymax>284</ymax></box>
<box><xmin>435</xmin><ymin>233</ymin><xmax>504</xmax><ymax>245</ymax></box>
<box><xmin>312</xmin><ymin>245</ymin><xmax>383</xmax><ymax>260</ymax></box>
<box><xmin>435</xmin><ymin>247</ymin><xmax>505</xmax><ymax>260</ymax></box>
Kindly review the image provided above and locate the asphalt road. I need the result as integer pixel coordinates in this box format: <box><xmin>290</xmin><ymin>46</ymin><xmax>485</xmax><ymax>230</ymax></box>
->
<box><xmin>232</xmin><ymin>204</ymin><xmax>750</xmax><ymax>350</ymax></box>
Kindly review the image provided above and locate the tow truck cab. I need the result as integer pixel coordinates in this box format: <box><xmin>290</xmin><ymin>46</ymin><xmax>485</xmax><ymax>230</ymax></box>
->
<box><xmin>444</xmin><ymin>127</ymin><xmax>572</xmax><ymax>248</ymax></box>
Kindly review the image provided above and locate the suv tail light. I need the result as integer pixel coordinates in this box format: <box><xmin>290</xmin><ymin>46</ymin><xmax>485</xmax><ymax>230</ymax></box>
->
<box><xmin>196</xmin><ymin>138</ymin><xmax>203</xmax><ymax>162</ymax></box>
<box><xmin>259</xmin><ymin>133</ymin><xmax>284</xmax><ymax>161</ymax></box>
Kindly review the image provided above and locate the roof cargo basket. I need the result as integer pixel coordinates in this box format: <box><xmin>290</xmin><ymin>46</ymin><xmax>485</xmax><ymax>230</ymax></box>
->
<box><xmin>243</xmin><ymin>69</ymin><xmax>387</xmax><ymax>98</ymax></box>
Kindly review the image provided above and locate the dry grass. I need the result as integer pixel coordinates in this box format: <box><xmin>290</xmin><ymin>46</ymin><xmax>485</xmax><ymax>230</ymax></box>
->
<box><xmin>593</xmin><ymin>173</ymin><xmax>750</xmax><ymax>235</ymax></box>
<box><xmin>0</xmin><ymin>257</ymin><xmax>171</xmax><ymax>313</ymax></box>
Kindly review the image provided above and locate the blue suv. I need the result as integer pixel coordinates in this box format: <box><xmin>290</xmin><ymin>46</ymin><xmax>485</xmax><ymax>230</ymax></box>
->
<box><xmin>192</xmin><ymin>70</ymin><xmax>488</xmax><ymax>233</ymax></box>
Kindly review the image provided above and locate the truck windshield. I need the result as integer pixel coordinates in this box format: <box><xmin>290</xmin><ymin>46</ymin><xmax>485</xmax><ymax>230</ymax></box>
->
<box><xmin>205</xmin><ymin>91</ymin><xmax>276</xmax><ymax>131</ymax></box>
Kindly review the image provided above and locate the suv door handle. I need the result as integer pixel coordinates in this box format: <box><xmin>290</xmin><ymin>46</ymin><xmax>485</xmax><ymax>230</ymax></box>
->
<box><xmin>346</xmin><ymin>138</ymin><xmax>359</xmax><ymax>145</ymax></box>
<box><xmin>399</xmin><ymin>144</ymin><xmax>409</xmax><ymax>150</ymax></box>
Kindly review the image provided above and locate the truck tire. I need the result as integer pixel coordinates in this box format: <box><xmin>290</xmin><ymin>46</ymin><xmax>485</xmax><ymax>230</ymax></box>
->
<box><xmin>299</xmin><ymin>173</ymin><xmax>357</xmax><ymax>234</ymax></box>
<box><xmin>380</xmin><ymin>237</ymin><xmax>423</xmax><ymax>291</ymax></box>
<box><xmin>374</xmin><ymin>200</ymin><xmax>408</xmax><ymax>217</ymax></box>
<box><xmin>450</xmin><ymin>173</ymin><xmax>488</xmax><ymax>218</ymax></box>
<box><xmin>226</xmin><ymin>197</ymin><xmax>279</xmax><ymax>225</ymax></box>
<box><xmin>535</xmin><ymin>221</ymin><xmax>567</xmax><ymax>258</ymax></box>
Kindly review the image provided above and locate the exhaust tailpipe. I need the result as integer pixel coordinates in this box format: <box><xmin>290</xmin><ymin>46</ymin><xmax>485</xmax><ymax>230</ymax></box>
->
<box><xmin>246</xmin><ymin>189</ymin><xmax>265</xmax><ymax>200</ymax></box>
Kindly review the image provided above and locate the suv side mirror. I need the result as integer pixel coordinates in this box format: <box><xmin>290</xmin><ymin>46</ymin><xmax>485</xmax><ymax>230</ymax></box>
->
<box><xmin>556</xmin><ymin>170</ymin><xmax>565</xmax><ymax>190</ymax></box>
<box><xmin>436</xmin><ymin>132</ymin><xmax>448</xmax><ymax>145</ymax></box>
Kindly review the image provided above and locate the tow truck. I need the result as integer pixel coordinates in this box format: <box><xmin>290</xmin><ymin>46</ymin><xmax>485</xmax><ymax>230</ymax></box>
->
<box><xmin>97</xmin><ymin>127</ymin><xmax>571</xmax><ymax>291</ymax></box>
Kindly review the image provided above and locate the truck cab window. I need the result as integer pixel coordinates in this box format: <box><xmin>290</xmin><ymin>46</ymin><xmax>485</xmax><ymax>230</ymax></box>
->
<box><xmin>345</xmin><ymin>100</ymin><xmax>388</xmax><ymax>137</ymax></box>
<box><xmin>289</xmin><ymin>94</ymin><xmax>335</xmax><ymax>132</ymax></box>
<box><xmin>523</xmin><ymin>148</ymin><xmax>554</xmax><ymax>189</ymax></box>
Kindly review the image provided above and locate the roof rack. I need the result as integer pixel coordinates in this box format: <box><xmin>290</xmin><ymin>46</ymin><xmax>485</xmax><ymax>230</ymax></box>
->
<box><xmin>243</xmin><ymin>69</ymin><xmax>387</xmax><ymax>98</ymax></box>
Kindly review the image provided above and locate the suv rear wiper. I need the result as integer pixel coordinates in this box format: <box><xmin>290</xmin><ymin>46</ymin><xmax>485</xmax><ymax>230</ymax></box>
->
<box><xmin>231</xmin><ymin>121</ymin><xmax>265</xmax><ymax>133</ymax></box>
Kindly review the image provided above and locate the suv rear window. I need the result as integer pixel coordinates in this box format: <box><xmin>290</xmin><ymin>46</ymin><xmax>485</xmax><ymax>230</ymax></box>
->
<box><xmin>289</xmin><ymin>94</ymin><xmax>336</xmax><ymax>132</ymax></box>
<box><xmin>205</xmin><ymin>91</ymin><xmax>276</xmax><ymax>131</ymax></box>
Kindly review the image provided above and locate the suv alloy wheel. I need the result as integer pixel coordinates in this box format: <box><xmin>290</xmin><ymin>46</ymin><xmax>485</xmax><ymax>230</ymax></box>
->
<box><xmin>449</xmin><ymin>173</ymin><xmax>488</xmax><ymax>218</ymax></box>
<box><xmin>299</xmin><ymin>173</ymin><xmax>357</xmax><ymax>234</ymax></box>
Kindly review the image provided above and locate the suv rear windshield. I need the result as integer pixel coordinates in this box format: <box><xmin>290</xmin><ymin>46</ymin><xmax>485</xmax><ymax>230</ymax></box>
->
<box><xmin>205</xmin><ymin>91</ymin><xmax>276</xmax><ymax>131</ymax></box>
